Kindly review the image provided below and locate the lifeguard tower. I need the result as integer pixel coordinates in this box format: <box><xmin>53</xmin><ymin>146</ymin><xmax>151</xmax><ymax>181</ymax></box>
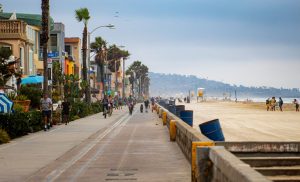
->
<box><xmin>197</xmin><ymin>88</ymin><xmax>205</xmax><ymax>102</ymax></box>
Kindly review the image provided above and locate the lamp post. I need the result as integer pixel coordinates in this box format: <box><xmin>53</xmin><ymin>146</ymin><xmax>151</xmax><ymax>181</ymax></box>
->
<box><xmin>87</xmin><ymin>24</ymin><xmax>114</xmax><ymax>102</ymax></box>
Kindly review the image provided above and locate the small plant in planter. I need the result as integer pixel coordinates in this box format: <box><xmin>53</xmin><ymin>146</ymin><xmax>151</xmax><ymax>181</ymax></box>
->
<box><xmin>7</xmin><ymin>92</ymin><xmax>17</xmax><ymax>100</ymax></box>
<box><xmin>13</xmin><ymin>94</ymin><xmax>31</xmax><ymax>112</ymax></box>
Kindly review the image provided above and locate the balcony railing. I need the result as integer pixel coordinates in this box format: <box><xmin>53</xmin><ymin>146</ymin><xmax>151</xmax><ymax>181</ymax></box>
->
<box><xmin>0</xmin><ymin>20</ymin><xmax>27</xmax><ymax>40</ymax></box>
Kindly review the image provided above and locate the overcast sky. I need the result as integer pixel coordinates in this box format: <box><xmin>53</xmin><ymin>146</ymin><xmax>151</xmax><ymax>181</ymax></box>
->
<box><xmin>2</xmin><ymin>0</ymin><xmax>300</xmax><ymax>88</ymax></box>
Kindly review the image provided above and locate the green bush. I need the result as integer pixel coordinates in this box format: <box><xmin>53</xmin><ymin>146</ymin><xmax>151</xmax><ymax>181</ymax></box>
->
<box><xmin>0</xmin><ymin>112</ymin><xmax>30</xmax><ymax>139</ymax></box>
<box><xmin>0</xmin><ymin>110</ymin><xmax>42</xmax><ymax>140</ymax></box>
<box><xmin>91</xmin><ymin>102</ymin><xmax>103</xmax><ymax>114</ymax></box>
<box><xmin>70</xmin><ymin>101</ymin><xmax>91</xmax><ymax>118</ymax></box>
<box><xmin>0</xmin><ymin>129</ymin><xmax>10</xmax><ymax>144</ymax></box>
<box><xmin>28</xmin><ymin>111</ymin><xmax>43</xmax><ymax>132</ymax></box>
<box><xmin>19</xmin><ymin>85</ymin><xmax>42</xmax><ymax>109</ymax></box>
<box><xmin>71</xmin><ymin>115</ymin><xmax>80</xmax><ymax>121</ymax></box>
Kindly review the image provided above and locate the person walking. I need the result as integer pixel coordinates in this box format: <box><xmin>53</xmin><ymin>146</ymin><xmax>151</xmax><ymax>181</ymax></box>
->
<box><xmin>40</xmin><ymin>94</ymin><xmax>52</xmax><ymax>131</ymax></box>
<box><xmin>266</xmin><ymin>98</ymin><xmax>270</xmax><ymax>111</ymax></box>
<box><xmin>270</xmin><ymin>97</ymin><xmax>276</xmax><ymax>111</ymax></box>
<box><xmin>151</xmin><ymin>97</ymin><xmax>155</xmax><ymax>112</ymax></box>
<box><xmin>278</xmin><ymin>97</ymin><xmax>283</xmax><ymax>112</ymax></box>
<box><xmin>102</xmin><ymin>95</ymin><xmax>109</xmax><ymax>118</ymax></box>
<box><xmin>144</xmin><ymin>99</ymin><xmax>149</xmax><ymax>113</ymax></box>
<box><xmin>62</xmin><ymin>98</ymin><xmax>71</xmax><ymax>125</ymax></box>
<box><xmin>293</xmin><ymin>99</ymin><xmax>299</xmax><ymax>112</ymax></box>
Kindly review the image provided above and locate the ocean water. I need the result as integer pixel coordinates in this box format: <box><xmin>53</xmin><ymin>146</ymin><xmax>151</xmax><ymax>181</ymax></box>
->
<box><xmin>237</xmin><ymin>97</ymin><xmax>299</xmax><ymax>103</ymax></box>
<box><xmin>205</xmin><ymin>96</ymin><xmax>299</xmax><ymax>103</ymax></box>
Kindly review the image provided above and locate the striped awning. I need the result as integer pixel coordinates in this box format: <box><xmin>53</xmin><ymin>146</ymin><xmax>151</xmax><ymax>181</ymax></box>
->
<box><xmin>0</xmin><ymin>93</ymin><xmax>13</xmax><ymax>113</ymax></box>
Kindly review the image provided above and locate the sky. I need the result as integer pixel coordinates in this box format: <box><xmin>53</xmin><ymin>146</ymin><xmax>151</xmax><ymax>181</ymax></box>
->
<box><xmin>1</xmin><ymin>0</ymin><xmax>300</xmax><ymax>88</ymax></box>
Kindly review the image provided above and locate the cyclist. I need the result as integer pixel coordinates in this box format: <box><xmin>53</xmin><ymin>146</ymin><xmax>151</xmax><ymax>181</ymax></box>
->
<box><xmin>102</xmin><ymin>95</ymin><xmax>109</xmax><ymax>118</ymax></box>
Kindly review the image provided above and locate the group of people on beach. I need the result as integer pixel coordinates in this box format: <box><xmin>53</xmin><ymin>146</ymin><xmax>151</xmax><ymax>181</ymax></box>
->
<box><xmin>266</xmin><ymin>97</ymin><xmax>299</xmax><ymax>112</ymax></box>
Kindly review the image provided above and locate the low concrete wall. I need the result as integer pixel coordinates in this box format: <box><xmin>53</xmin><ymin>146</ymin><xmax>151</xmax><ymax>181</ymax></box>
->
<box><xmin>156</xmin><ymin>104</ymin><xmax>211</xmax><ymax>163</ymax></box>
<box><xmin>196</xmin><ymin>146</ymin><xmax>271</xmax><ymax>182</ymax></box>
<box><xmin>216</xmin><ymin>141</ymin><xmax>300</xmax><ymax>153</ymax></box>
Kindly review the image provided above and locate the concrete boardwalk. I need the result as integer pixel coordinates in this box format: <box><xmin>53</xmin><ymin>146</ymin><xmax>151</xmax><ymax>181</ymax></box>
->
<box><xmin>0</xmin><ymin>108</ymin><xmax>190</xmax><ymax>182</ymax></box>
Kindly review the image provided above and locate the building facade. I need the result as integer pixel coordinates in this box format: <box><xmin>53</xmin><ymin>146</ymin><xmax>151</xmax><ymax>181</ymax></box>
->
<box><xmin>64</xmin><ymin>37</ymin><xmax>81</xmax><ymax>77</ymax></box>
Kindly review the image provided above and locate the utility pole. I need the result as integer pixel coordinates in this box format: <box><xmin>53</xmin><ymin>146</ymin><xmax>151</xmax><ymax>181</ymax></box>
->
<box><xmin>122</xmin><ymin>57</ymin><xmax>125</xmax><ymax>98</ymax></box>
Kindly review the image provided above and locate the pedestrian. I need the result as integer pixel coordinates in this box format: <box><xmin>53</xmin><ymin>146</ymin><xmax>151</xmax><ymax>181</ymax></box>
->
<box><xmin>62</xmin><ymin>98</ymin><xmax>71</xmax><ymax>125</ymax></box>
<box><xmin>266</xmin><ymin>98</ymin><xmax>270</xmax><ymax>111</ymax></box>
<box><xmin>144</xmin><ymin>99</ymin><xmax>149</xmax><ymax>113</ymax></box>
<box><xmin>293</xmin><ymin>99</ymin><xmax>299</xmax><ymax>112</ymax></box>
<box><xmin>151</xmin><ymin>97</ymin><xmax>155</xmax><ymax>112</ymax></box>
<box><xmin>102</xmin><ymin>95</ymin><xmax>109</xmax><ymax>118</ymax></box>
<box><xmin>40</xmin><ymin>94</ymin><xmax>52</xmax><ymax>131</ymax></box>
<box><xmin>270</xmin><ymin>97</ymin><xmax>276</xmax><ymax>111</ymax></box>
<box><xmin>278</xmin><ymin>97</ymin><xmax>283</xmax><ymax>112</ymax></box>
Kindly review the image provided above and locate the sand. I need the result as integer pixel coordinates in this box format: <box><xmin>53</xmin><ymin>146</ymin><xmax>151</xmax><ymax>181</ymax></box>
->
<box><xmin>183</xmin><ymin>101</ymin><xmax>300</xmax><ymax>141</ymax></box>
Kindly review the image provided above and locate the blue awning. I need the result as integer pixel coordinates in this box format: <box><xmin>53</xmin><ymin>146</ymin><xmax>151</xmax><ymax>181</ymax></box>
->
<box><xmin>21</xmin><ymin>75</ymin><xmax>43</xmax><ymax>85</ymax></box>
<box><xmin>0</xmin><ymin>93</ymin><xmax>13</xmax><ymax>113</ymax></box>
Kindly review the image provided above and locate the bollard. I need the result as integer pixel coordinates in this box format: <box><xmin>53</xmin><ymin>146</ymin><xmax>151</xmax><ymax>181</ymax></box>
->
<box><xmin>169</xmin><ymin>120</ymin><xmax>176</xmax><ymax>141</ymax></box>
<box><xmin>159</xmin><ymin>108</ymin><xmax>163</xmax><ymax>118</ymax></box>
<box><xmin>162</xmin><ymin>112</ymin><xmax>167</xmax><ymax>125</ymax></box>
<box><xmin>191</xmin><ymin>142</ymin><xmax>215</xmax><ymax>182</ymax></box>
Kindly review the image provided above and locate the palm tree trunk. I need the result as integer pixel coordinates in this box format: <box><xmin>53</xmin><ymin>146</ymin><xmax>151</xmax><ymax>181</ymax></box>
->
<box><xmin>82</xmin><ymin>26</ymin><xmax>90</xmax><ymax>103</ymax></box>
<box><xmin>41</xmin><ymin>0</ymin><xmax>49</xmax><ymax>95</ymax></box>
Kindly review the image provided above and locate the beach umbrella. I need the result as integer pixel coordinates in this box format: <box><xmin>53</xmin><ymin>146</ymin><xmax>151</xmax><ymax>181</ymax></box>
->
<box><xmin>21</xmin><ymin>75</ymin><xmax>43</xmax><ymax>85</ymax></box>
<box><xmin>0</xmin><ymin>93</ymin><xmax>13</xmax><ymax>113</ymax></box>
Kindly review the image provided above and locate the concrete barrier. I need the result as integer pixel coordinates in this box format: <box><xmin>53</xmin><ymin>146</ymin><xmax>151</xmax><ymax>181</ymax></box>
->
<box><xmin>196</xmin><ymin>146</ymin><xmax>271</xmax><ymax>182</ymax></box>
<box><xmin>156</xmin><ymin>103</ymin><xmax>211</xmax><ymax>163</ymax></box>
<box><xmin>193</xmin><ymin>142</ymin><xmax>300</xmax><ymax>182</ymax></box>
<box><xmin>156</xmin><ymin>103</ymin><xmax>300</xmax><ymax>182</ymax></box>
<box><xmin>169</xmin><ymin>120</ymin><xmax>176</xmax><ymax>141</ymax></box>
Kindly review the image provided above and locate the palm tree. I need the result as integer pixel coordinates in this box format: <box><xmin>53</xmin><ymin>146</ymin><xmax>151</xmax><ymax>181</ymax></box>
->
<box><xmin>75</xmin><ymin>8</ymin><xmax>90</xmax><ymax>103</ymax></box>
<box><xmin>107</xmin><ymin>45</ymin><xmax>130</xmax><ymax>94</ymax></box>
<box><xmin>41</xmin><ymin>0</ymin><xmax>49</xmax><ymax>95</ymax></box>
<box><xmin>91</xmin><ymin>36</ymin><xmax>107</xmax><ymax>96</ymax></box>
<box><xmin>126</xmin><ymin>61</ymin><xmax>149</xmax><ymax>98</ymax></box>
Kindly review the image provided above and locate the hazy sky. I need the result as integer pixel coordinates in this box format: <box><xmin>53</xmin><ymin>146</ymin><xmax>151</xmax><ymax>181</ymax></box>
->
<box><xmin>2</xmin><ymin>0</ymin><xmax>300</xmax><ymax>88</ymax></box>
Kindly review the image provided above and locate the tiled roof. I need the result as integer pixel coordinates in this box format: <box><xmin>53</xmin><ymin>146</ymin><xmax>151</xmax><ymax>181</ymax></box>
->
<box><xmin>65</xmin><ymin>37</ymin><xmax>80</xmax><ymax>43</ymax></box>
<box><xmin>0</xmin><ymin>12</ymin><xmax>54</xmax><ymax>29</ymax></box>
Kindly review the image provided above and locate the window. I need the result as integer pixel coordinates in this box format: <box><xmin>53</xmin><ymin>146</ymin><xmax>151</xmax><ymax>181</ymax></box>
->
<box><xmin>65</xmin><ymin>45</ymin><xmax>72</xmax><ymax>56</ymax></box>
<box><xmin>50</xmin><ymin>34</ymin><xmax>58</xmax><ymax>52</ymax></box>
<box><xmin>48</xmin><ymin>68</ymin><xmax>51</xmax><ymax>80</ymax></box>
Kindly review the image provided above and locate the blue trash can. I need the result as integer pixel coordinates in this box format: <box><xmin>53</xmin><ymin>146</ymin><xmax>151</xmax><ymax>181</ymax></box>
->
<box><xmin>168</xmin><ymin>104</ymin><xmax>176</xmax><ymax>114</ymax></box>
<box><xmin>169</xmin><ymin>100</ymin><xmax>175</xmax><ymax>105</ymax></box>
<box><xmin>180</xmin><ymin>110</ymin><xmax>193</xmax><ymax>127</ymax></box>
<box><xmin>175</xmin><ymin>105</ymin><xmax>185</xmax><ymax>117</ymax></box>
<box><xmin>199</xmin><ymin>119</ymin><xmax>225</xmax><ymax>141</ymax></box>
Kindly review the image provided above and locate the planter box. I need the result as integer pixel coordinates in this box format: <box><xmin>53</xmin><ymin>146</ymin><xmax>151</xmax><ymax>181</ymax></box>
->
<box><xmin>13</xmin><ymin>100</ymin><xmax>31</xmax><ymax>112</ymax></box>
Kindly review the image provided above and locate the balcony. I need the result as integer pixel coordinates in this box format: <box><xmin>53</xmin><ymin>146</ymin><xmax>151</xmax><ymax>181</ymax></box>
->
<box><xmin>0</xmin><ymin>20</ymin><xmax>27</xmax><ymax>41</ymax></box>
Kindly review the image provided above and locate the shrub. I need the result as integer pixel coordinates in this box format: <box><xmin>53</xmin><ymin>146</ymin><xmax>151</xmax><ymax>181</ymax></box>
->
<box><xmin>71</xmin><ymin>115</ymin><xmax>80</xmax><ymax>121</ymax></box>
<box><xmin>91</xmin><ymin>102</ymin><xmax>102</xmax><ymax>114</ymax></box>
<box><xmin>0</xmin><ymin>129</ymin><xmax>10</xmax><ymax>144</ymax></box>
<box><xmin>70</xmin><ymin>101</ymin><xmax>91</xmax><ymax>118</ymax></box>
<box><xmin>15</xmin><ymin>94</ymin><xmax>28</xmax><ymax>101</ymax></box>
<box><xmin>0</xmin><ymin>110</ymin><xmax>42</xmax><ymax>139</ymax></box>
<box><xmin>28</xmin><ymin>111</ymin><xmax>43</xmax><ymax>132</ymax></box>
<box><xmin>13</xmin><ymin>103</ymin><xmax>24</xmax><ymax>112</ymax></box>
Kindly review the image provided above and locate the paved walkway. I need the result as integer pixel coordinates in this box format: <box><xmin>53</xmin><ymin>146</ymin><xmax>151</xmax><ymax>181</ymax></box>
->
<box><xmin>0</xmin><ymin>108</ymin><xmax>190</xmax><ymax>182</ymax></box>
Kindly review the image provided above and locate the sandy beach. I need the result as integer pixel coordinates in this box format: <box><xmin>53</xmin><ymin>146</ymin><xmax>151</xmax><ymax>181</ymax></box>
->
<box><xmin>183</xmin><ymin>101</ymin><xmax>300</xmax><ymax>141</ymax></box>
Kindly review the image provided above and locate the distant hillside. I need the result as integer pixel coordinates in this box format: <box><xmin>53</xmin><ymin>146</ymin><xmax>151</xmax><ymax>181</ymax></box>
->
<box><xmin>149</xmin><ymin>72</ymin><xmax>300</xmax><ymax>98</ymax></box>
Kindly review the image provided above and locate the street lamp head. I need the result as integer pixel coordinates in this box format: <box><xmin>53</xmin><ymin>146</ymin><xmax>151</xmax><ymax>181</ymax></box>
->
<box><xmin>106</xmin><ymin>24</ymin><xmax>115</xmax><ymax>29</ymax></box>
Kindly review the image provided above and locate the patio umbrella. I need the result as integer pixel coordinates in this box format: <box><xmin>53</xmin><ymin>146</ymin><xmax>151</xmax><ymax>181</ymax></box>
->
<box><xmin>21</xmin><ymin>75</ymin><xmax>43</xmax><ymax>85</ymax></box>
<box><xmin>0</xmin><ymin>93</ymin><xmax>13</xmax><ymax>113</ymax></box>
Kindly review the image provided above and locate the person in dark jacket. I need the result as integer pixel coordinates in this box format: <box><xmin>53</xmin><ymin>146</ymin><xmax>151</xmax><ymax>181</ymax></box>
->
<box><xmin>62</xmin><ymin>98</ymin><xmax>71</xmax><ymax>125</ymax></box>
<box><xmin>278</xmin><ymin>97</ymin><xmax>283</xmax><ymax>112</ymax></box>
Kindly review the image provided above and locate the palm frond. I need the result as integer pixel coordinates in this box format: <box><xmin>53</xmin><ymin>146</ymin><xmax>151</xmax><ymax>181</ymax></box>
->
<box><xmin>75</xmin><ymin>8</ymin><xmax>90</xmax><ymax>25</ymax></box>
